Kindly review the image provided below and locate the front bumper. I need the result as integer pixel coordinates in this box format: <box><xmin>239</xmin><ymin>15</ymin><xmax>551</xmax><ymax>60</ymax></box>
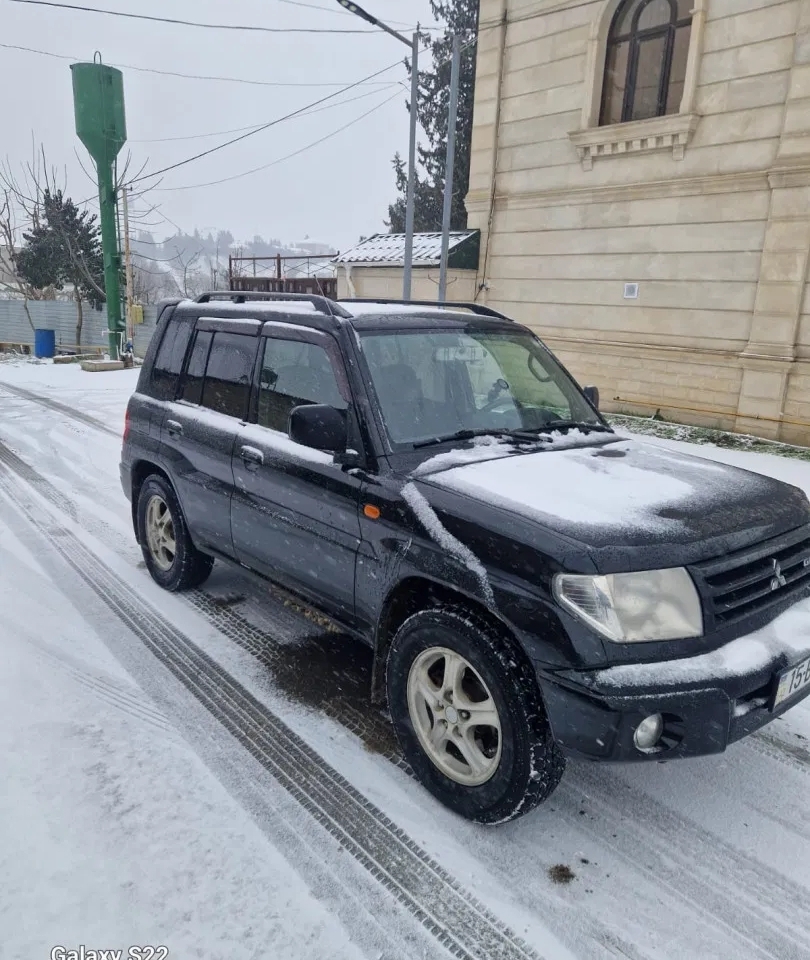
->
<box><xmin>538</xmin><ymin>653</ymin><xmax>810</xmax><ymax>762</ymax></box>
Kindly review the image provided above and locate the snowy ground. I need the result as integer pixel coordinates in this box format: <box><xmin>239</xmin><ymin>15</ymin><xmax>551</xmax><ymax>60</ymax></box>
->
<box><xmin>2</xmin><ymin>357</ymin><xmax>810</xmax><ymax>960</ymax></box>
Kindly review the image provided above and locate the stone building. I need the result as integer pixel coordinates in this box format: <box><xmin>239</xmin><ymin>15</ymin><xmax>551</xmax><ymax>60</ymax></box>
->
<box><xmin>467</xmin><ymin>0</ymin><xmax>810</xmax><ymax>443</ymax></box>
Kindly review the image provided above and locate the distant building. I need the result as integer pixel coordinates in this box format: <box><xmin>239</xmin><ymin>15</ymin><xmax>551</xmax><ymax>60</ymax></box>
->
<box><xmin>334</xmin><ymin>232</ymin><xmax>480</xmax><ymax>302</ymax></box>
<box><xmin>467</xmin><ymin>0</ymin><xmax>810</xmax><ymax>443</ymax></box>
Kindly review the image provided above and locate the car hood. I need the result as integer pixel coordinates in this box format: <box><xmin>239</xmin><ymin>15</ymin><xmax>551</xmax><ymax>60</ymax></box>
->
<box><xmin>418</xmin><ymin>438</ymin><xmax>810</xmax><ymax>572</ymax></box>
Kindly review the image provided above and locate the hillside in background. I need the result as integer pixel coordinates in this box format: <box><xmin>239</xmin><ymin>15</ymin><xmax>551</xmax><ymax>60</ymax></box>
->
<box><xmin>130</xmin><ymin>229</ymin><xmax>337</xmax><ymax>302</ymax></box>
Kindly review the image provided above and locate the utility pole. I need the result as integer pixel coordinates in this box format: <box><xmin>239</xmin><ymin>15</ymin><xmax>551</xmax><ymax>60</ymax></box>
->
<box><xmin>122</xmin><ymin>184</ymin><xmax>134</xmax><ymax>343</ymax></box>
<box><xmin>336</xmin><ymin>1</ymin><xmax>417</xmax><ymax>300</ymax></box>
<box><xmin>403</xmin><ymin>33</ymin><xmax>418</xmax><ymax>301</ymax></box>
<box><xmin>438</xmin><ymin>35</ymin><xmax>462</xmax><ymax>302</ymax></box>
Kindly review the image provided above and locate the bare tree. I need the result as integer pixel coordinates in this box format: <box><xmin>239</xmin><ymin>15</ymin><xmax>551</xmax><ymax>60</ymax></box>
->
<box><xmin>131</xmin><ymin>254</ymin><xmax>179</xmax><ymax>304</ymax></box>
<box><xmin>175</xmin><ymin>248</ymin><xmax>207</xmax><ymax>299</ymax></box>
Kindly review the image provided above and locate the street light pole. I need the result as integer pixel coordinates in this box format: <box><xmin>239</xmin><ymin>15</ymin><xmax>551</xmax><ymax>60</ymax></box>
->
<box><xmin>336</xmin><ymin>1</ymin><xmax>417</xmax><ymax>300</ymax></box>
<box><xmin>438</xmin><ymin>35</ymin><xmax>461</xmax><ymax>302</ymax></box>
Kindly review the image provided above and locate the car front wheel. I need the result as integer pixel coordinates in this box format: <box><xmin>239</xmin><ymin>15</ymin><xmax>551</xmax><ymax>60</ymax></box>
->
<box><xmin>137</xmin><ymin>474</ymin><xmax>213</xmax><ymax>592</ymax></box>
<box><xmin>386</xmin><ymin>606</ymin><xmax>565</xmax><ymax>824</ymax></box>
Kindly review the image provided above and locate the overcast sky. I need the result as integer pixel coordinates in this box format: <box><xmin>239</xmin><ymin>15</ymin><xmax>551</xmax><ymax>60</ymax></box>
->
<box><xmin>1</xmin><ymin>0</ymin><xmax>438</xmax><ymax>251</ymax></box>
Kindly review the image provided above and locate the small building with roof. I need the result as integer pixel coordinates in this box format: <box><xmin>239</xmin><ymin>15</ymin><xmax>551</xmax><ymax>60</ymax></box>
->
<box><xmin>333</xmin><ymin>231</ymin><xmax>480</xmax><ymax>303</ymax></box>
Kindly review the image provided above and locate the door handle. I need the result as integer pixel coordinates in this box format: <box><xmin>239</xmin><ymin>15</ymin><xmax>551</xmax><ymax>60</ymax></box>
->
<box><xmin>166</xmin><ymin>419</ymin><xmax>183</xmax><ymax>436</ymax></box>
<box><xmin>239</xmin><ymin>445</ymin><xmax>264</xmax><ymax>466</ymax></box>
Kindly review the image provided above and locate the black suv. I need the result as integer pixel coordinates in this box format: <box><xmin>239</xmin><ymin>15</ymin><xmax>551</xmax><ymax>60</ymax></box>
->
<box><xmin>122</xmin><ymin>292</ymin><xmax>810</xmax><ymax>823</ymax></box>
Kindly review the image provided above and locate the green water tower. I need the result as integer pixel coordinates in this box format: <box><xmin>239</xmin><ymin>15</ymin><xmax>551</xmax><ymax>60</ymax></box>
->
<box><xmin>71</xmin><ymin>59</ymin><xmax>127</xmax><ymax>359</ymax></box>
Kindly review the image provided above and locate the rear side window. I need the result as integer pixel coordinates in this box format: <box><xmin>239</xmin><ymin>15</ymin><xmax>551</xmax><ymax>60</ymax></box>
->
<box><xmin>181</xmin><ymin>330</ymin><xmax>213</xmax><ymax>406</ymax></box>
<box><xmin>258</xmin><ymin>337</ymin><xmax>347</xmax><ymax>433</ymax></box>
<box><xmin>200</xmin><ymin>332</ymin><xmax>257</xmax><ymax>419</ymax></box>
<box><xmin>149</xmin><ymin>315</ymin><xmax>194</xmax><ymax>400</ymax></box>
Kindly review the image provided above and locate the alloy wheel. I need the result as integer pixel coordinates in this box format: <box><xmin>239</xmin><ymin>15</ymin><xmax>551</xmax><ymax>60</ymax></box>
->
<box><xmin>406</xmin><ymin>646</ymin><xmax>502</xmax><ymax>786</ymax></box>
<box><xmin>145</xmin><ymin>494</ymin><xmax>177</xmax><ymax>572</ymax></box>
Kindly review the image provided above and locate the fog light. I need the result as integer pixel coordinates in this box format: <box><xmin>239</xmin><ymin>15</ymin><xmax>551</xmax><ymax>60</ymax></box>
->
<box><xmin>634</xmin><ymin>713</ymin><xmax>664</xmax><ymax>753</ymax></box>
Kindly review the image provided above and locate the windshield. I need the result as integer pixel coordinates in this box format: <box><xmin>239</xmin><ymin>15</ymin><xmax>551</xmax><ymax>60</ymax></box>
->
<box><xmin>359</xmin><ymin>328</ymin><xmax>603</xmax><ymax>446</ymax></box>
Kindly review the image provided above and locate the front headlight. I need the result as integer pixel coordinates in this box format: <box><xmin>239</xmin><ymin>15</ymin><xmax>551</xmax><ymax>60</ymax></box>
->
<box><xmin>553</xmin><ymin>568</ymin><xmax>703</xmax><ymax>643</ymax></box>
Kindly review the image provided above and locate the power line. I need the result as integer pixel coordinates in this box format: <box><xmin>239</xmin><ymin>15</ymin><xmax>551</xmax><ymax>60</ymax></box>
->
<box><xmin>126</xmin><ymin>32</ymin><xmax>483</xmax><ymax>186</ymax></box>
<box><xmin>129</xmin><ymin>85</ymin><xmax>401</xmax><ymax>143</ymax></box>
<box><xmin>272</xmin><ymin>0</ymin><xmax>429</xmax><ymax>28</ymax></box>
<box><xmin>8</xmin><ymin>0</ymin><xmax>377</xmax><ymax>33</ymax></box>
<box><xmin>0</xmin><ymin>41</ymin><xmax>398</xmax><ymax>88</ymax></box>
<box><xmin>478</xmin><ymin>0</ymin><xmax>596</xmax><ymax>31</ymax></box>
<box><xmin>142</xmin><ymin>34</ymin><xmax>477</xmax><ymax>193</ymax></box>
<box><xmin>127</xmin><ymin>51</ymin><xmax>418</xmax><ymax>185</ymax></box>
<box><xmin>156</xmin><ymin>88</ymin><xmax>403</xmax><ymax>192</ymax></box>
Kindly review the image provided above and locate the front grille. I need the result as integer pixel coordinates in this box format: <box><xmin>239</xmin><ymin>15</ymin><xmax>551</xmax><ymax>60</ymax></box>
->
<box><xmin>694</xmin><ymin>526</ymin><xmax>810</xmax><ymax>626</ymax></box>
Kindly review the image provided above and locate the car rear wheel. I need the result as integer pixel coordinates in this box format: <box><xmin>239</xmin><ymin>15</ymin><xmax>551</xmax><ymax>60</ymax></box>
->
<box><xmin>386</xmin><ymin>606</ymin><xmax>565</xmax><ymax>824</ymax></box>
<box><xmin>137</xmin><ymin>475</ymin><xmax>213</xmax><ymax>592</ymax></box>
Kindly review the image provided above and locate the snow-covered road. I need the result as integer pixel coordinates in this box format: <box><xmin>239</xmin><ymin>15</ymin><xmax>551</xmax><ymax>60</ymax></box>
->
<box><xmin>2</xmin><ymin>358</ymin><xmax>810</xmax><ymax>960</ymax></box>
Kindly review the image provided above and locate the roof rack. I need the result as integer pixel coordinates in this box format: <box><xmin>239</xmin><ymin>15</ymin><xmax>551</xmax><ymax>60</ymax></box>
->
<box><xmin>195</xmin><ymin>291</ymin><xmax>352</xmax><ymax>318</ymax></box>
<box><xmin>338</xmin><ymin>298</ymin><xmax>513</xmax><ymax>321</ymax></box>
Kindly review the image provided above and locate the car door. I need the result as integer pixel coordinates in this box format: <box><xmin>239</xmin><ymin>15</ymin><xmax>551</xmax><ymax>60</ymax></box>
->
<box><xmin>231</xmin><ymin>323</ymin><xmax>362</xmax><ymax>624</ymax></box>
<box><xmin>161</xmin><ymin>318</ymin><xmax>260</xmax><ymax>557</ymax></box>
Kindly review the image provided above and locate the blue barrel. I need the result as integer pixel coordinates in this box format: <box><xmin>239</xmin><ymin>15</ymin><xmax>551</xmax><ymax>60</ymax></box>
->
<box><xmin>34</xmin><ymin>328</ymin><xmax>56</xmax><ymax>358</ymax></box>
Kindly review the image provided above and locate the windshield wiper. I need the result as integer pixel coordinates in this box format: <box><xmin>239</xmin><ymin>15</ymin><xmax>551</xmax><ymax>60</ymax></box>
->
<box><xmin>535</xmin><ymin>420</ymin><xmax>612</xmax><ymax>434</ymax></box>
<box><xmin>413</xmin><ymin>428</ymin><xmax>553</xmax><ymax>450</ymax></box>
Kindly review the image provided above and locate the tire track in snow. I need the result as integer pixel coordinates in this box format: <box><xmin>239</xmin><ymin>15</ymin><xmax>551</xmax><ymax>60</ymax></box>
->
<box><xmin>0</xmin><ymin>430</ymin><xmax>389</xmax><ymax>745</ymax></box>
<box><xmin>0</xmin><ymin>458</ymin><xmax>546</xmax><ymax>960</ymax></box>
<box><xmin>4</xmin><ymin>401</ymin><xmax>810</xmax><ymax>957</ymax></box>
<box><xmin>28</xmin><ymin>639</ymin><xmax>176</xmax><ymax>736</ymax></box>
<box><xmin>0</xmin><ymin>441</ymin><xmax>799</xmax><ymax>960</ymax></box>
<box><xmin>0</xmin><ymin>382</ymin><xmax>120</xmax><ymax>437</ymax></box>
<box><xmin>3</xmin><ymin>432</ymin><xmax>810</xmax><ymax>958</ymax></box>
<box><xmin>562</xmin><ymin>766</ymin><xmax>810</xmax><ymax>960</ymax></box>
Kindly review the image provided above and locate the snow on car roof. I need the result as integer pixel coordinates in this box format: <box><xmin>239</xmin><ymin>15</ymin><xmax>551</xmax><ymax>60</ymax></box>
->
<box><xmin>343</xmin><ymin>303</ymin><xmax>454</xmax><ymax>316</ymax></box>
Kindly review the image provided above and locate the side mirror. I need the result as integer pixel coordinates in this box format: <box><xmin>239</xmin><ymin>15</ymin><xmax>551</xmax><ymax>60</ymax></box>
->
<box><xmin>583</xmin><ymin>385</ymin><xmax>600</xmax><ymax>410</ymax></box>
<box><xmin>289</xmin><ymin>404</ymin><xmax>347</xmax><ymax>452</ymax></box>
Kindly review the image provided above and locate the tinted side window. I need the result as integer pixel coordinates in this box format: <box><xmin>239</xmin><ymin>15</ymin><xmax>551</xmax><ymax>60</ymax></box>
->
<box><xmin>258</xmin><ymin>337</ymin><xmax>346</xmax><ymax>433</ymax></box>
<box><xmin>149</xmin><ymin>315</ymin><xmax>194</xmax><ymax>400</ymax></box>
<box><xmin>181</xmin><ymin>330</ymin><xmax>213</xmax><ymax>405</ymax></box>
<box><xmin>200</xmin><ymin>332</ymin><xmax>256</xmax><ymax>419</ymax></box>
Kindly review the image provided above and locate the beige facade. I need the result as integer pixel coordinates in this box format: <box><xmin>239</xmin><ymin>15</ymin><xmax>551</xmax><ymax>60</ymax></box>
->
<box><xmin>336</xmin><ymin>265</ymin><xmax>477</xmax><ymax>302</ymax></box>
<box><xmin>467</xmin><ymin>0</ymin><xmax>810</xmax><ymax>444</ymax></box>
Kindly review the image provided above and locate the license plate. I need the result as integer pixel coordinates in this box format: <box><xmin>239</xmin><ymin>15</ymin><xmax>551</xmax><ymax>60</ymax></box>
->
<box><xmin>775</xmin><ymin>655</ymin><xmax>810</xmax><ymax>707</ymax></box>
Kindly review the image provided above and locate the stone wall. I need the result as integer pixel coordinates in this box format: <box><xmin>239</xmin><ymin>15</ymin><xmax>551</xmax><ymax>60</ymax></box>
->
<box><xmin>467</xmin><ymin>0</ymin><xmax>810</xmax><ymax>445</ymax></box>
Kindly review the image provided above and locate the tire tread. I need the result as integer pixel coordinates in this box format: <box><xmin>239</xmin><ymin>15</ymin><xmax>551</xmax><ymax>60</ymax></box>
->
<box><xmin>137</xmin><ymin>475</ymin><xmax>214</xmax><ymax>592</ymax></box>
<box><xmin>387</xmin><ymin>604</ymin><xmax>565</xmax><ymax>824</ymax></box>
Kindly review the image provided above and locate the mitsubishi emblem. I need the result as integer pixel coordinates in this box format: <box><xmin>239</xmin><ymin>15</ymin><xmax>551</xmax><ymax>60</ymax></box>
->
<box><xmin>770</xmin><ymin>558</ymin><xmax>788</xmax><ymax>591</ymax></box>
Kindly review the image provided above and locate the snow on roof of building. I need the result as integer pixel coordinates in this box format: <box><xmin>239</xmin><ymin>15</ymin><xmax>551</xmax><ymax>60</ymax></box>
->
<box><xmin>333</xmin><ymin>231</ymin><xmax>479</xmax><ymax>267</ymax></box>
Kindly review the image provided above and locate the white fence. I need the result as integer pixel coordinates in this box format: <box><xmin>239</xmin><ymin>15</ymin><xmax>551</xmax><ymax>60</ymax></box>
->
<box><xmin>0</xmin><ymin>300</ymin><xmax>160</xmax><ymax>357</ymax></box>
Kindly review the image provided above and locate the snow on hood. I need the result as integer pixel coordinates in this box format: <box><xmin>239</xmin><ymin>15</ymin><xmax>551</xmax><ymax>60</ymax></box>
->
<box><xmin>421</xmin><ymin>437</ymin><xmax>808</xmax><ymax>550</ymax></box>
<box><xmin>424</xmin><ymin>439</ymin><xmax>696</xmax><ymax>531</ymax></box>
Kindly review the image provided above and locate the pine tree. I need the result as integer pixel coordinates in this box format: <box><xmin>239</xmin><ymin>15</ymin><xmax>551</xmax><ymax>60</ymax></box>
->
<box><xmin>17</xmin><ymin>189</ymin><xmax>105</xmax><ymax>347</ymax></box>
<box><xmin>387</xmin><ymin>0</ymin><xmax>479</xmax><ymax>233</ymax></box>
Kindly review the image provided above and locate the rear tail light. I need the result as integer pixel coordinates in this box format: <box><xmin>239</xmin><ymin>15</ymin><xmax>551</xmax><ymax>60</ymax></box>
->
<box><xmin>123</xmin><ymin>408</ymin><xmax>131</xmax><ymax>442</ymax></box>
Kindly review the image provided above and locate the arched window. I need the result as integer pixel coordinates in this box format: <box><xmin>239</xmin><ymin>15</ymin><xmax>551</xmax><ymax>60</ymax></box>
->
<box><xmin>600</xmin><ymin>0</ymin><xmax>693</xmax><ymax>126</ymax></box>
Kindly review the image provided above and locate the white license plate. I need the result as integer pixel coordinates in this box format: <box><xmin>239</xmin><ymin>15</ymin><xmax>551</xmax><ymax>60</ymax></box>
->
<box><xmin>775</xmin><ymin>655</ymin><xmax>810</xmax><ymax>707</ymax></box>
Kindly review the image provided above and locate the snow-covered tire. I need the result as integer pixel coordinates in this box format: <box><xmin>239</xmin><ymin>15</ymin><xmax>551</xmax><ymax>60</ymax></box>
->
<box><xmin>386</xmin><ymin>606</ymin><xmax>565</xmax><ymax>824</ymax></box>
<box><xmin>137</xmin><ymin>474</ymin><xmax>214</xmax><ymax>592</ymax></box>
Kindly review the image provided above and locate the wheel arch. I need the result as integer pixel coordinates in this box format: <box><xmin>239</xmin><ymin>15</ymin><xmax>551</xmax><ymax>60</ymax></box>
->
<box><xmin>130</xmin><ymin>460</ymin><xmax>172</xmax><ymax>543</ymax></box>
<box><xmin>371</xmin><ymin>575</ymin><xmax>536</xmax><ymax>706</ymax></box>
